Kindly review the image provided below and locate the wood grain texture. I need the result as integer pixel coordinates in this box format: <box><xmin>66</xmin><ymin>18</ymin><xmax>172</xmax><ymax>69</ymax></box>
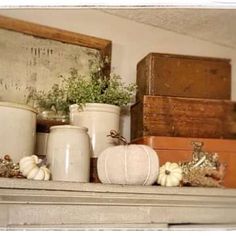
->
<box><xmin>132</xmin><ymin>136</ymin><xmax>236</xmax><ymax>188</ymax></box>
<box><xmin>90</xmin><ymin>158</ymin><xmax>100</xmax><ymax>183</ymax></box>
<box><xmin>0</xmin><ymin>15</ymin><xmax>111</xmax><ymax>50</ymax></box>
<box><xmin>136</xmin><ymin>53</ymin><xmax>231</xmax><ymax>101</ymax></box>
<box><xmin>131</xmin><ymin>95</ymin><xmax>236</xmax><ymax>140</ymax></box>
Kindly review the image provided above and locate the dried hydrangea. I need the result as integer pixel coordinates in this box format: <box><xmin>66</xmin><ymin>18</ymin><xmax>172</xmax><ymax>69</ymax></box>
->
<box><xmin>182</xmin><ymin>164</ymin><xmax>226</xmax><ymax>188</ymax></box>
<box><xmin>180</xmin><ymin>141</ymin><xmax>226</xmax><ymax>188</ymax></box>
<box><xmin>0</xmin><ymin>155</ymin><xmax>25</xmax><ymax>178</ymax></box>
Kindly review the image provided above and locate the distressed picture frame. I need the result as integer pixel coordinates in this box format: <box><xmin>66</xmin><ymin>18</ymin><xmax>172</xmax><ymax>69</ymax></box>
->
<box><xmin>0</xmin><ymin>15</ymin><xmax>112</xmax><ymax>103</ymax></box>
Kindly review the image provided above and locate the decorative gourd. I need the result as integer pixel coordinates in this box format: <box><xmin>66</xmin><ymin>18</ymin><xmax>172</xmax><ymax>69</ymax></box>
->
<box><xmin>97</xmin><ymin>131</ymin><xmax>159</xmax><ymax>185</ymax></box>
<box><xmin>157</xmin><ymin>162</ymin><xmax>183</xmax><ymax>187</ymax></box>
<box><xmin>19</xmin><ymin>155</ymin><xmax>50</xmax><ymax>180</ymax></box>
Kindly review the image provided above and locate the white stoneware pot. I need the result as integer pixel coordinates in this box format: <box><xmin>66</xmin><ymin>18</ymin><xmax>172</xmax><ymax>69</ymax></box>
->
<box><xmin>0</xmin><ymin>102</ymin><xmax>37</xmax><ymax>163</ymax></box>
<box><xmin>69</xmin><ymin>103</ymin><xmax>121</xmax><ymax>158</ymax></box>
<box><xmin>46</xmin><ymin>125</ymin><xmax>91</xmax><ymax>182</ymax></box>
<box><xmin>97</xmin><ymin>144</ymin><xmax>159</xmax><ymax>185</ymax></box>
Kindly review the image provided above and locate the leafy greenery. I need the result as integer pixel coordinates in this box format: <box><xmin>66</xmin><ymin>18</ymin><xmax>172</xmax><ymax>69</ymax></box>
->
<box><xmin>28</xmin><ymin>84</ymin><xmax>69</xmax><ymax>113</ymax></box>
<box><xmin>28</xmin><ymin>53</ymin><xmax>137</xmax><ymax>115</ymax></box>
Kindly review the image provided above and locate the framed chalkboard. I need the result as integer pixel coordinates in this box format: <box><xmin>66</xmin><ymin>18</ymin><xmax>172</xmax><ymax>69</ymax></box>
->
<box><xmin>0</xmin><ymin>15</ymin><xmax>112</xmax><ymax>104</ymax></box>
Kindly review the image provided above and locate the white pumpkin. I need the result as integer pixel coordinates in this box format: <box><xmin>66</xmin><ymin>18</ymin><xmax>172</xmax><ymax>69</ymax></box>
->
<box><xmin>19</xmin><ymin>155</ymin><xmax>51</xmax><ymax>181</ymax></box>
<box><xmin>97</xmin><ymin>145</ymin><xmax>159</xmax><ymax>185</ymax></box>
<box><xmin>157</xmin><ymin>162</ymin><xmax>183</xmax><ymax>187</ymax></box>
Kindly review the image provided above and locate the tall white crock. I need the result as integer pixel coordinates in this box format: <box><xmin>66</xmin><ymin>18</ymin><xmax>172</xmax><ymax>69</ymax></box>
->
<box><xmin>0</xmin><ymin>102</ymin><xmax>37</xmax><ymax>163</ymax></box>
<box><xmin>69</xmin><ymin>103</ymin><xmax>121</xmax><ymax>158</ymax></box>
<box><xmin>46</xmin><ymin>125</ymin><xmax>91</xmax><ymax>182</ymax></box>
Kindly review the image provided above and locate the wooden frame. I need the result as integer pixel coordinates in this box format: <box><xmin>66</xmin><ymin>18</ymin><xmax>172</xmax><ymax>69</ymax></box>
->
<box><xmin>0</xmin><ymin>14</ymin><xmax>112</xmax><ymax>69</ymax></box>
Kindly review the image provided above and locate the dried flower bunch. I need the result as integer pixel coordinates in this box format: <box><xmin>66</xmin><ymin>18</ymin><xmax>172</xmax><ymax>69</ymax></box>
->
<box><xmin>180</xmin><ymin>141</ymin><xmax>226</xmax><ymax>187</ymax></box>
<box><xmin>0</xmin><ymin>155</ymin><xmax>24</xmax><ymax>178</ymax></box>
<box><xmin>182</xmin><ymin>165</ymin><xmax>226</xmax><ymax>187</ymax></box>
<box><xmin>27</xmin><ymin>53</ymin><xmax>137</xmax><ymax>115</ymax></box>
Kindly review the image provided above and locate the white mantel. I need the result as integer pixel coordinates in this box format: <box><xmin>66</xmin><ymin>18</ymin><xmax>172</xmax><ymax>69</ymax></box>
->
<box><xmin>0</xmin><ymin>178</ymin><xmax>236</xmax><ymax>230</ymax></box>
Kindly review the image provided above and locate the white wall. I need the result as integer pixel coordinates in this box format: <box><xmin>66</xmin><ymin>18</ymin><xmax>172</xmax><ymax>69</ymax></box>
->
<box><xmin>1</xmin><ymin>9</ymin><xmax>236</xmax><ymax>141</ymax></box>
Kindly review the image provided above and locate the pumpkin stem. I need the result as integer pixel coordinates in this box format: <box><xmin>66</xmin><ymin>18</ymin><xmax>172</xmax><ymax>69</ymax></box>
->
<box><xmin>37</xmin><ymin>158</ymin><xmax>47</xmax><ymax>168</ymax></box>
<box><xmin>107</xmin><ymin>130</ymin><xmax>128</xmax><ymax>145</ymax></box>
<box><xmin>165</xmin><ymin>170</ymin><xmax>171</xmax><ymax>175</ymax></box>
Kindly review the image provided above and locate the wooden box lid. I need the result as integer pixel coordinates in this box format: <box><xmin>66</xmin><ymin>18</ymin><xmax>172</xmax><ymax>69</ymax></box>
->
<box><xmin>136</xmin><ymin>52</ymin><xmax>231</xmax><ymax>101</ymax></box>
<box><xmin>132</xmin><ymin>136</ymin><xmax>236</xmax><ymax>153</ymax></box>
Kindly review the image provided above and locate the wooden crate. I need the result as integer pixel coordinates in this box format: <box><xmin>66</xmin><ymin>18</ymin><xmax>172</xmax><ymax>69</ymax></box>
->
<box><xmin>132</xmin><ymin>136</ymin><xmax>236</xmax><ymax>188</ymax></box>
<box><xmin>136</xmin><ymin>53</ymin><xmax>231</xmax><ymax>101</ymax></box>
<box><xmin>131</xmin><ymin>95</ymin><xmax>236</xmax><ymax>140</ymax></box>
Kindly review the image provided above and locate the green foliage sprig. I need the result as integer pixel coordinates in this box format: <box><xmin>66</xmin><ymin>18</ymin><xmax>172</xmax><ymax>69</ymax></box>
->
<box><xmin>28</xmin><ymin>54</ymin><xmax>137</xmax><ymax>114</ymax></box>
<box><xmin>28</xmin><ymin>84</ymin><xmax>69</xmax><ymax>113</ymax></box>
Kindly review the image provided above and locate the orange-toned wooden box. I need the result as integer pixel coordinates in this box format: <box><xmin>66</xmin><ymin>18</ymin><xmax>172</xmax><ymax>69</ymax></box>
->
<box><xmin>132</xmin><ymin>136</ymin><xmax>236</xmax><ymax>188</ymax></box>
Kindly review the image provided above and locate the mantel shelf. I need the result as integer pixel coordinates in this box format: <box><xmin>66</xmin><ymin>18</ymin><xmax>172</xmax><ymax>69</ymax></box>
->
<box><xmin>0</xmin><ymin>178</ymin><xmax>236</xmax><ymax>230</ymax></box>
<box><xmin>1</xmin><ymin>177</ymin><xmax>236</xmax><ymax>196</ymax></box>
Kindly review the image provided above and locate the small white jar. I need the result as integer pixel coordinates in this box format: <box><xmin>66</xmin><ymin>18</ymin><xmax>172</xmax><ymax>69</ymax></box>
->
<box><xmin>46</xmin><ymin>125</ymin><xmax>91</xmax><ymax>182</ymax></box>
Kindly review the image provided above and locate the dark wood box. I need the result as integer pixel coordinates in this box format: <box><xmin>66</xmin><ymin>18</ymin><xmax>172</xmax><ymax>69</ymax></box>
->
<box><xmin>132</xmin><ymin>136</ymin><xmax>236</xmax><ymax>188</ymax></box>
<box><xmin>136</xmin><ymin>53</ymin><xmax>231</xmax><ymax>101</ymax></box>
<box><xmin>131</xmin><ymin>95</ymin><xmax>236</xmax><ymax>140</ymax></box>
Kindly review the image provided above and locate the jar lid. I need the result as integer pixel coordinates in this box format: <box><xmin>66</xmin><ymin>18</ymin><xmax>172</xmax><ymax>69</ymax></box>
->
<box><xmin>50</xmin><ymin>125</ymin><xmax>88</xmax><ymax>132</ymax></box>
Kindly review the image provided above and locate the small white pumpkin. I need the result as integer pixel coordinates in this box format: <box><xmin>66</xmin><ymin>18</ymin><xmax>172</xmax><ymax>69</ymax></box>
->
<box><xmin>19</xmin><ymin>155</ymin><xmax>50</xmax><ymax>181</ymax></box>
<box><xmin>97</xmin><ymin>144</ymin><xmax>159</xmax><ymax>185</ymax></box>
<box><xmin>157</xmin><ymin>162</ymin><xmax>183</xmax><ymax>187</ymax></box>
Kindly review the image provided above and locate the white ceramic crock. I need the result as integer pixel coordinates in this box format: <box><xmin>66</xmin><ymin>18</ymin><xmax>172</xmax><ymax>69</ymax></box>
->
<box><xmin>0</xmin><ymin>102</ymin><xmax>37</xmax><ymax>163</ymax></box>
<box><xmin>69</xmin><ymin>103</ymin><xmax>121</xmax><ymax>158</ymax></box>
<box><xmin>46</xmin><ymin>125</ymin><xmax>91</xmax><ymax>182</ymax></box>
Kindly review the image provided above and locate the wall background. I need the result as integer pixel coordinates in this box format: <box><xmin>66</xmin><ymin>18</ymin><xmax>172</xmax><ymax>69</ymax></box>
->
<box><xmin>0</xmin><ymin>9</ymin><xmax>236</xmax><ymax>141</ymax></box>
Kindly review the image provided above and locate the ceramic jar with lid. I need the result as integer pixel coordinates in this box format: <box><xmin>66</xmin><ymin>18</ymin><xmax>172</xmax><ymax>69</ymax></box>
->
<box><xmin>46</xmin><ymin>125</ymin><xmax>91</xmax><ymax>182</ymax></box>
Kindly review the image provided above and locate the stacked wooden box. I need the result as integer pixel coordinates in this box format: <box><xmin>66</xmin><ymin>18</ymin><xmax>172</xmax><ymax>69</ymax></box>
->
<box><xmin>131</xmin><ymin>53</ymin><xmax>236</xmax><ymax>188</ymax></box>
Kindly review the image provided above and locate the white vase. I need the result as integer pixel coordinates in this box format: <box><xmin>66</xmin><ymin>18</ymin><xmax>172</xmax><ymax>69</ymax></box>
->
<box><xmin>69</xmin><ymin>103</ymin><xmax>121</xmax><ymax>158</ymax></box>
<box><xmin>0</xmin><ymin>102</ymin><xmax>37</xmax><ymax>163</ymax></box>
<box><xmin>46</xmin><ymin>125</ymin><xmax>91</xmax><ymax>182</ymax></box>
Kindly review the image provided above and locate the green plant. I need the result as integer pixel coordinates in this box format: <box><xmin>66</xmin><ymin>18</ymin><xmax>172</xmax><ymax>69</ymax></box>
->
<box><xmin>28</xmin><ymin>54</ymin><xmax>137</xmax><ymax>114</ymax></box>
<box><xmin>28</xmin><ymin>84</ymin><xmax>69</xmax><ymax>114</ymax></box>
